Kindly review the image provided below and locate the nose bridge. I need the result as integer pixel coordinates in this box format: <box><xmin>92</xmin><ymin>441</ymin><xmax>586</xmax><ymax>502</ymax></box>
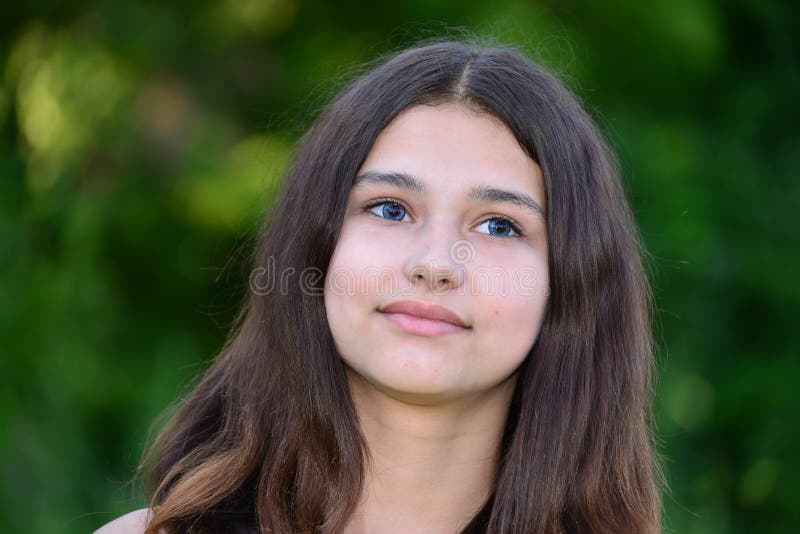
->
<box><xmin>403</xmin><ymin>214</ymin><xmax>467</xmax><ymax>290</ymax></box>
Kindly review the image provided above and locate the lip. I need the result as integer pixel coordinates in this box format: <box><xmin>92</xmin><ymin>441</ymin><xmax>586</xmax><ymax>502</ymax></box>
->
<box><xmin>378</xmin><ymin>300</ymin><xmax>471</xmax><ymax>337</ymax></box>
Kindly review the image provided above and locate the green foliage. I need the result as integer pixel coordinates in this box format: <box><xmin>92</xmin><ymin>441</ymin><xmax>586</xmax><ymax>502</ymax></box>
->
<box><xmin>1</xmin><ymin>1</ymin><xmax>797</xmax><ymax>532</ymax></box>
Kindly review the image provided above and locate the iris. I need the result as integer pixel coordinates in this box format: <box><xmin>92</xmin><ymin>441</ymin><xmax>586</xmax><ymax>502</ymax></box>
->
<box><xmin>382</xmin><ymin>202</ymin><xmax>405</xmax><ymax>221</ymax></box>
<box><xmin>487</xmin><ymin>219</ymin><xmax>511</xmax><ymax>237</ymax></box>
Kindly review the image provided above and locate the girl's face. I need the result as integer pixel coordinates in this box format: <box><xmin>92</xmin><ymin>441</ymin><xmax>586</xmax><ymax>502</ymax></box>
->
<box><xmin>324</xmin><ymin>104</ymin><xmax>549</xmax><ymax>404</ymax></box>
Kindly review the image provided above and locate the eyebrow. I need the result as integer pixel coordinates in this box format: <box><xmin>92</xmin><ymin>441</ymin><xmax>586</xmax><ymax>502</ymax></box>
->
<box><xmin>353</xmin><ymin>170</ymin><xmax>546</xmax><ymax>220</ymax></box>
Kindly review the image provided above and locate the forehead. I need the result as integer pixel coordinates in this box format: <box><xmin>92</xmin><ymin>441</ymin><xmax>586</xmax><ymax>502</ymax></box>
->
<box><xmin>357</xmin><ymin>104</ymin><xmax>545</xmax><ymax>205</ymax></box>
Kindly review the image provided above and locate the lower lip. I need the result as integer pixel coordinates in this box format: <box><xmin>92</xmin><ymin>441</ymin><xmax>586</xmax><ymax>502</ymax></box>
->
<box><xmin>379</xmin><ymin>311</ymin><xmax>469</xmax><ymax>337</ymax></box>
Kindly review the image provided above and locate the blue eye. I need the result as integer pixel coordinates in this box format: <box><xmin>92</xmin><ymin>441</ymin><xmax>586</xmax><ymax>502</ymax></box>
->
<box><xmin>366</xmin><ymin>200</ymin><xmax>409</xmax><ymax>222</ymax></box>
<box><xmin>364</xmin><ymin>198</ymin><xmax>523</xmax><ymax>239</ymax></box>
<box><xmin>476</xmin><ymin>217</ymin><xmax>523</xmax><ymax>238</ymax></box>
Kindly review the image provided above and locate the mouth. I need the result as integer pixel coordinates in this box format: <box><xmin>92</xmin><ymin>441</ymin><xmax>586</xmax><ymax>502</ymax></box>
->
<box><xmin>378</xmin><ymin>310</ymin><xmax>471</xmax><ymax>337</ymax></box>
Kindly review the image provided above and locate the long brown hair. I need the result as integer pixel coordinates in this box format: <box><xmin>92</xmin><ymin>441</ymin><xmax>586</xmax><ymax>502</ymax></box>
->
<box><xmin>141</xmin><ymin>37</ymin><xmax>662</xmax><ymax>533</ymax></box>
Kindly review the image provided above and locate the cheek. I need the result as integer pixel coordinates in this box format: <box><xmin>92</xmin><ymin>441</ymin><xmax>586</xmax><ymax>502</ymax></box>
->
<box><xmin>472</xmin><ymin>258</ymin><xmax>549</xmax><ymax>362</ymax></box>
<box><xmin>470</xmin><ymin>251</ymin><xmax>549</xmax><ymax>304</ymax></box>
<box><xmin>326</xmin><ymin>226</ymin><xmax>404</xmax><ymax>300</ymax></box>
<box><xmin>483</xmin><ymin>291</ymin><xmax>546</xmax><ymax>341</ymax></box>
<box><xmin>473</xmin><ymin>296</ymin><xmax>545</xmax><ymax>380</ymax></box>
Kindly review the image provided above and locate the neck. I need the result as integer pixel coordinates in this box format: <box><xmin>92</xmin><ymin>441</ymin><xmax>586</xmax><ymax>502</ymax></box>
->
<box><xmin>343</xmin><ymin>368</ymin><xmax>516</xmax><ymax>534</ymax></box>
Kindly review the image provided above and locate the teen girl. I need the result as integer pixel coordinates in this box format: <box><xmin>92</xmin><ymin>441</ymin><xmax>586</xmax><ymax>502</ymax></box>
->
<box><xmin>98</xmin><ymin>38</ymin><xmax>662</xmax><ymax>534</ymax></box>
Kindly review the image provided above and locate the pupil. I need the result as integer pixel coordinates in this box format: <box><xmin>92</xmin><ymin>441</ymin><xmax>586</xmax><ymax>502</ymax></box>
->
<box><xmin>383</xmin><ymin>203</ymin><xmax>404</xmax><ymax>220</ymax></box>
<box><xmin>489</xmin><ymin>219</ymin><xmax>510</xmax><ymax>236</ymax></box>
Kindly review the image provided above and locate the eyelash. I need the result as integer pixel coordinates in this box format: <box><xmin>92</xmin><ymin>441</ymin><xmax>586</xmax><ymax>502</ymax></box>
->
<box><xmin>362</xmin><ymin>197</ymin><xmax>525</xmax><ymax>238</ymax></box>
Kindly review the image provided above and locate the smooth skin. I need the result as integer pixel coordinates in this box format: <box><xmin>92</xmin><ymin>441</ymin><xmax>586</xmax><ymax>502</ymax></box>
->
<box><xmin>325</xmin><ymin>104</ymin><xmax>549</xmax><ymax>533</ymax></box>
<box><xmin>97</xmin><ymin>103</ymin><xmax>549</xmax><ymax>533</ymax></box>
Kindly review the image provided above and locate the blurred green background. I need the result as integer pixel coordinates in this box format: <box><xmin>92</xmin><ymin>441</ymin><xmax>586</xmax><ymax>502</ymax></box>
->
<box><xmin>1</xmin><ymin>1</ymin><xmax>797</xmax><ymax>532</ymax></box>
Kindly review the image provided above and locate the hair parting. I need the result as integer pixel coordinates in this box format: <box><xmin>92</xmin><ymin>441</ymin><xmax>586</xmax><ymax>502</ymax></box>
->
<box><xmin>140</xmin><ymin>36</ymin><xmax>662</xmax><ymax>534</ymax></box>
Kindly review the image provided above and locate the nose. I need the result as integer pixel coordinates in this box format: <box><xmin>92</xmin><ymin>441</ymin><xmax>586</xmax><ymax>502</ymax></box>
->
<box><xmin>403</xmin><ymin>228</ymin><xmax>467</xmax><ymax>293</ymax></box>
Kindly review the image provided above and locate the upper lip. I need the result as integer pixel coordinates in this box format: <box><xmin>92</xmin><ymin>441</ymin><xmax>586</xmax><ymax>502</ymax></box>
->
<box><xmin>378</xmin><ymin>300</ymin><xmax>470</xmax><ymax>328</ymax></box>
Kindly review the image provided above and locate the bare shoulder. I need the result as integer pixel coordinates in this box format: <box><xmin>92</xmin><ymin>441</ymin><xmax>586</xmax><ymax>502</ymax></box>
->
<box><xmin>94</xmin><ymin>508</ymin><xmax>153</xmax><ymax>534</ymax></box>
